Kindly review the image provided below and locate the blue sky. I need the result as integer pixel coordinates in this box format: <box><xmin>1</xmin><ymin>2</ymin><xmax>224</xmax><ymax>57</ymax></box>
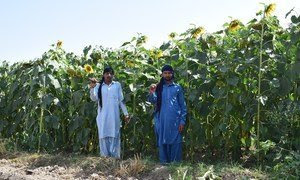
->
<box><xmin>0</xmin><ymin>0</ymin><xmax>299</xmax><ymax>63</ymax></box>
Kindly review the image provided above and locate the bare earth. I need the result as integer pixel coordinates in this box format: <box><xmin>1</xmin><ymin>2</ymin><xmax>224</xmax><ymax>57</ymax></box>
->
<box><xmin>0</xmin><ymin>153</ymin><xmax>170</xmax><ymax>180</ymax></box>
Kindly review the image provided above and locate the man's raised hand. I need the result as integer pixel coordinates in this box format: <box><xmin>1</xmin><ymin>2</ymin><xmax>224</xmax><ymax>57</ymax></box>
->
<box><xmin>149</xmin><ymin>84</ymin><xmax>157</xmax><ymax>94</ymax></box>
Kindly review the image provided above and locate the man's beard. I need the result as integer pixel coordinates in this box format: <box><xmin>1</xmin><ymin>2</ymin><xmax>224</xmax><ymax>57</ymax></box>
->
<box><xmin>163</xmin><ymin>77</ymin><xmax>172</xmax><ymax>81</ymax></box>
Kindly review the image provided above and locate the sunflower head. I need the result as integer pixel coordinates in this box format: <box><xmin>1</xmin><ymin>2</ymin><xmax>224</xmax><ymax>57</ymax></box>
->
<box><xmin>191</xmin><ymin>27</ymin><xmax>205</xmax><ymax>38</ymax></box>
<box><xmin>229</xmin><ymin>20</ymin><xmax>241</xmax><ymax>32</ymax></box>
<box><xmin>168</xmin><ymin>32</ymin><xmax>177</xmax><ymax>40</ymax></box>
<box><xmin>265</xmin><ymin>3</ymin><xmax>276</xmax><ymax>16</ymax></box>
<box><xmin>208</xmin><ymin>36</ymin><xmax>217</xmax><ymax>46</ymax></box>
<box><xmin>216</xmin><ymin>80</ymin><xmax>225</xmax><ymax>87</ymax></box>
<box><xmin>67</xmin><ymin>68</ymin><xmax>76</xmax><ymax>77</ymax></box>
<box><xmin>150</xmin><ymin>49</ymin><xmax>163</xmax><ymax>60</ymax></box>
<box><xmin>84</xmin><ymin>64</ymin><xmax>94</xmax><ymax>74</ymax></box>
<box><xmin>154</xmin><ymin>50</ymin><xmax>163</xmax><ymax>59</ymax></box>
<box><xmin>76</xmin><ymin>71</ymin><xmax>82</xmax><ymax>77</ymax></box>
<box><xmin>57</xmin><ymin>40</ymin><xmax>63</xmax><ymax>48</ymax></box>
<box><xmin>251</xmin><ymin>23</ymin><xmax>262</xmax><ymax>30</ymax></box>
<box><xmin>126</xmin><ymin>60</ymin><xmax>135</xmax><ymax>68</ymax></box>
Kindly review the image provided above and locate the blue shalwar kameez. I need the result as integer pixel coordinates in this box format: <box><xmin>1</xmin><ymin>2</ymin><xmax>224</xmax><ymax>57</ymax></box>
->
<box><xmin>148</xmin><ymin>82</ymin><xmax>187</xmax><ymax>163</ymax></box>
<box><xmin>90</xmin><ymin>81</ymin><xmax>128</xmax><ymax>158</ymax></box>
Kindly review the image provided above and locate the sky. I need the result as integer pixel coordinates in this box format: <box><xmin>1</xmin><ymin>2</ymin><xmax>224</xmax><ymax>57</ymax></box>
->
<box><xmin>0</xmin><ymin>0</ymin><xmax>299</xmax><ymax>63</ymax></box>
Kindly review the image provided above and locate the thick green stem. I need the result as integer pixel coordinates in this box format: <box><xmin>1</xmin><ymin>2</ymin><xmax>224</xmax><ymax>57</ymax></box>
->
<box><xmin>38</xmin><ymin>74</ymin><xmax>46</xmax><ymax>153</ymax></box>
<box><xmin>184</xmin><ymin>55</ymin><xmax>193</xmax><ymax>160</ymax></box>
<box><xmin>257</xmin><ymin>15</ymin><xmax>265</xmax><ymax>164</ymax></box>
<box><xmin>225</xmin><ymin>90</ymin><xmax>229</xmax><ymax>160</ymax></box>
<box><xmin>133</xmin><ymin>70</ymin><xmax>137</xmax><ymax>137</ymax></box>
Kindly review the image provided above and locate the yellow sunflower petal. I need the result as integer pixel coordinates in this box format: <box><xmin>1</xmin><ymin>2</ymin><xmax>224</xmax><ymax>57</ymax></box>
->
<box><xmin>229</xmin><ymin>20</ymin><xmax>241</xmax><ymax>32</ymax></box>
<box><xmin>265</xmin><ymin>3</ymin><xmax>276</xmax><ymax>16</ymax></box>
<box><xmin>57</xmin><ymin>40</ymin><xmax>63</xmax><ymax>48</ymax></box>
<box><xmin>84</xmin><ymin>64</ymin><xmax>94</xmax><ymax>74</ymax></box>
<box><xmin>192</xmin><ymin>27</ymin><xmax>205</xmax><ymax>38</ymax></box>
<box><xmin>67</xmin><ymin>68</ymin><xmax>76</xmax><ymax>77</ymax></box>
<box><xmin>169</xmin><ymin>32</ymin><xmax>177</xmax><ymax>40</ymax></box>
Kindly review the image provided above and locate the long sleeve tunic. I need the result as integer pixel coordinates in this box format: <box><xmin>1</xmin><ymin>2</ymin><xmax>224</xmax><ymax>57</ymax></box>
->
<box><xmin>148</xmin><ymin>82</ymin><xmax>187</xmax><ymax>147</ymax></box>
<box><xmin>90</xmin><ymin>81</ymin><xmax>128</xmax><ymax>138</ymax></box>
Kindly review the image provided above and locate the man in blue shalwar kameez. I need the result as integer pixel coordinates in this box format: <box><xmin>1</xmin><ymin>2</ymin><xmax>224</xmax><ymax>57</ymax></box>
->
<box><xmin>148</xmin><ymin>65</ymin><xmax>187</xmax><ymax>164</ymax></box>
<box><xmin>89</xmin><ymin>67</ymin><xmax>129</xmax><ymax>158</ymax></box>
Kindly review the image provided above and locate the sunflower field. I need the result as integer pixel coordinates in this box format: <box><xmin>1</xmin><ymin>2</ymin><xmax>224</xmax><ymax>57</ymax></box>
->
<box><xmin>0</xmin><ymin>4</ymin><xmax>299</xmax><ymax>166</ymax></box>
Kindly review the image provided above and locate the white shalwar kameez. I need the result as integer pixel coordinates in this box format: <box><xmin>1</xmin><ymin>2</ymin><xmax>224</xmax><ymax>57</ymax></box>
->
<box><xmin>90</xmin><ymin>81</ymin><xmax>128</xmax><ymax>158</ymax></box>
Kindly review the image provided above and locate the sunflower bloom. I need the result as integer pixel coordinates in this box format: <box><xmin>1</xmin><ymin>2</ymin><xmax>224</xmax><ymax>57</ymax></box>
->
<box><xmin>57</xmin><ymin>40</ymin><xmax>63</xmax><ymax>48</ymax></box>
<box><xmin>229</xmin><ymin>20</ymin><xmax>241</xmax><ymax>32</ymax></box>
<box><xmin>127</xmin><ymin>61</ymin><xmax>135</xmax><ymax>68</ymax></box>
<box><xmin>216</xmin><ymin>80</ymin><xmax>225</xmax><ymax>87</ymax></box>
<box><xmin>208</xmin><ymin>36</ymin><xmax>217</xmax><ymax>46</ymax></box>
<box><xmin>251</xmin><ymin>23</ymin><xmax>262</xmax><ymax>30</ymax></box>
<box><xmin>76</xmin><ymin>71</ymin><xmax>82</xmax><ymax>77</ymax></box>
<box><xmin>150</xmin><ymin>49</ymin><xmax>163</xmax><ymax>60</ymax></box>
<box><xmin>67</xmin><ymin>68</ymin><xmax>76</xmax><ymax>77</ymax></box>
<box><xmin>168</xmin><ymin>32</ymin><xmax>177</xmax><ymax>39</ymax></box>
<box><xmin>84</xmin><ymin>64</ymin><xmax>94</xmax><ymax>74</ymax></box>
<box><xmin>265</xmin><ymin>3</ymin><xmax>276</xmax><ymax>16</ymax></box>
<box><xmin>192</xmin><ymin>27</ymin><xmax>205</xmax><ymax>38</ymax></box>
<box><xmin>157</xmin><ymin>50</ymin><xmax>163</xmax><ymax>59</ymax></box>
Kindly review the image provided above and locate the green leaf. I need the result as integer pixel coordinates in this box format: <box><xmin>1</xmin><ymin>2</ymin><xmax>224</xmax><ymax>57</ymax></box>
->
<box><xmin>83</xmin><ymin>45</ymin><xmax>92</xmax><ymax>57</ymax></box>
<box><xmin>129</xmin><ymin>83</ymin><xmax>136</xmax><ymax>92</ymax></box>
<box><xmin>258</xmin><ymin>95</ymin><xmax>268</xmax><ymax>106</ymax></box>
<box><xmin>212</xmin><ymin>87</ymin><xmax>225</xmax><ymax>98</ymax></box>
<box><xmin>45</xmin><ymin>115</ymin><xmax>60</xmax><ymax>129</ymax></box>
<box><xmin>72</xmin><ymin>90</ymin><xmax>84</xmax><ymax>106</ymax></box>
<box><xmin>171</xmin><ymin>53</ymin><xmax>179</xmax><ymax>61</ymax></box>
<box><xmin>47</xmin><ymin>74</ymin><xmax>61</xmax><ymax>89</ymax></box>
<box><xmin>279</xmin><ymin>77</ymin><xmax>292</xmax><ymax>96</ymax></box>
<box><xmin>187</xmin><ymin>58</ymin><xmax>200</xmax><ymax>64</ymax></box>
<box><xmin>227</xmin><ymin>76</ymin><xmax>239</xmax><ymax>86</ymax></box>
<box><xmin>241</xmin><ymin>138</ymin><xmax>246</xmax><ymax>146</ymax></box>
<box><xmin>285</xmin><ymin>8</ymin><xmax>295</xmax><ymax>18</ymax></box>
<box><xmin>82</xmin><ymin>128</ymin><xmax>90</xmax><ymax>145</ymax></box>
<box><xmin>225</xmin><ymin>103</ymin><xmax>233</xmax><ymax>113</ymax></box>
<box><xmin>0</xmin><ymin>120</ymin><xmax>8</xmax><ymax>132</ymax></box>
<box><xmin>291</xmin><ymin>15</ymin><xmax>299</xmax><ymax>24</ymax></box>
<box><xmin>142</xmin><ymin>73</ymin><xmax>155</xmax><ymax>79</ymax></box>
<box><xmin>40</xmin><ymin>133</ymin><xmax>49</xmax><ymax>147</ymax></box>
<box><xmin>270</xmin><ymin>78</ymin><xmax>280</xmax><ymax>88</ymax></box>
<box><xmin>219</xmin><ymin>66</ymin><xmax>228</xmax><ymax>73</ymax></box>
<box><xmin>69</xmin><ymin>116</ymin><xmax>83</xmax><ymax>133</ymax></box>
<box><xmin>160</xmin><ymin>42</ymin><xmax>170</xmax><ymax>51</ymax></box>
<box><xmin>121</xmin><ymin>42</ymin><xmax>131</xmax><ymax>47</ymax></box>
<box><xmin>43</xmin><ymin>94</ymin><xmax>54</xmax><ymax>106</ymax></box>
<box><xmin>219</xmin><ymin>123</ymin><xmax>227</xmax><ymax>132</ymax></box>
<box><xmin>296</xmin><ymin>86</ymin><xmax>300</xmax><ymax>96</ymax></box>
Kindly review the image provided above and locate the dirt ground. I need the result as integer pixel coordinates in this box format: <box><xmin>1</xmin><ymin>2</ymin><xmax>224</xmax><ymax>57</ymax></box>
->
<box><xmin>0</xmin><ymin>152</ymin><xmax>269</xmax><ymax>180</ymax></box>
<box><xmin>0</xmin><ymin>152</ymin><xmax>171</xmax><ymax>180</ymax></box>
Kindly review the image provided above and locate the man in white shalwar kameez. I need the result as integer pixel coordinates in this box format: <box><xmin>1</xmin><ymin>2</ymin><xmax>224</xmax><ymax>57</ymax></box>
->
<box><xmin>89</xmin><ymin>67</ymin><xmax>129</xmax><ymax>158</ymax></box>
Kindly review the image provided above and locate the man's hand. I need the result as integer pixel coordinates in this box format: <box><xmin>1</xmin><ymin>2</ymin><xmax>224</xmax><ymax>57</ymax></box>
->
<box><xmin>149</xmin><ymin>84</ymin><xmax>157</xmax><ymax>94</ymax></box>
<box><xmin>179</xmin><ymin>124</ymin><xmax>184</xmax><ymax>133</ymax></box>
<box><xmin>124</xmin><ymin>115</ymin><xmax>130</xmax><ymax>124</ymax></box>
<box><xmin>89</xmin><ymin>78</ymin><xmax>98</xmax><ymax>89</ymax></box>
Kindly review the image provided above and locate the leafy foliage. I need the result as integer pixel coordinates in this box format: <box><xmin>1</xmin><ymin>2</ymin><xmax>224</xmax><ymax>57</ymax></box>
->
<box><xmin>0</xmin><ymin>6</ymin><xmax>299</xmax><ymax>162</ymax></box>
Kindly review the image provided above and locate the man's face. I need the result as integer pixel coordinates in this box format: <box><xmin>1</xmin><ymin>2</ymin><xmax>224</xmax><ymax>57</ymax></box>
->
<box><xmin>162</xmin><ymin>71</ymin><xmax>173</xmax><ymax>81</ymax></box>
<box><xmin>103</xmin><ymin>71</ymin><xmax>114</xmax><ymax>82</ymax></box>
